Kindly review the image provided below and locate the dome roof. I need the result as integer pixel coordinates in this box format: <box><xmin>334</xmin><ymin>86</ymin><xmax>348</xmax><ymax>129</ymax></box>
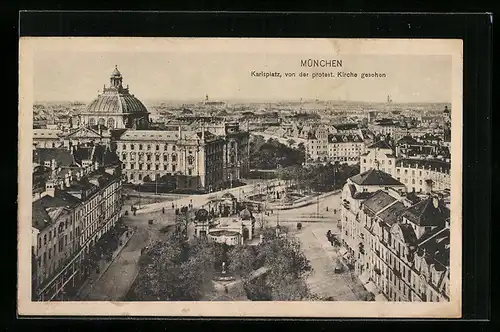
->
<box><xmin>195</xmin><ymin>208</ymin><xmax>209</xmax><ymax>222</ymax></box>
<box><xmin>83</xmin><ymin>66</ymin><xmax>148</xmax><ymax>115</ymax></box>
<box><xmin>111</xmin><ymin>65</ymin><xmax>122</xmax><ymax>77</ymax></box>
<box><xmin>85</xmin><ymin>92</ymin><xmax>148</xmax><ymax>114</ymax></box>
<box><xmin>239</xmin><ymin>208</ymin><xmax>253</xmax><ymax>220</ymax></box>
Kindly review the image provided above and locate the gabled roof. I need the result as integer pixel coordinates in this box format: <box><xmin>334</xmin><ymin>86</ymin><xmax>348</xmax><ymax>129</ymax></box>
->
<box><xmin>367</xmin><ymin>140</ymin><xmax>392</xmax><ymax>150</ymax></box>
<box><xmin>403</xmin><ymin>197</ymin><xmax>450</xmax><ymax>227</ymax></box>
<box><xmin>32</xmin><ymin>191</ymin><xmax>81</xmax><ymax>231</ymax></box>
<box><xmin>350</xmin><ymin>169</ymin><xmax>404</xmax><ymax>186</ymax></box>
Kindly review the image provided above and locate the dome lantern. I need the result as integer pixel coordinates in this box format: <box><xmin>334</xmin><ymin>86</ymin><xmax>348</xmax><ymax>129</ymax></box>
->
<box><xmin>110</xmin><ymin>65</ymin><xmax>123</xmax><ymax>89</ymax></box>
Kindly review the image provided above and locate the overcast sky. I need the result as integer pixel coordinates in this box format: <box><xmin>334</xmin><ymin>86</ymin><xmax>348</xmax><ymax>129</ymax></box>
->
<box><xmin>33</xmin><ymin>50</ymin><xmax>451</xmax><ymax>103</ymax></box>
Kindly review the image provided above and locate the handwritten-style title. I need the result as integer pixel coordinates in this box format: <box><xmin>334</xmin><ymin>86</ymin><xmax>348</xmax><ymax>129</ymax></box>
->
<box><xmin>300</xmin><ymin>59</ymin><xmax>343</xmax><ymax>68</ymax></box>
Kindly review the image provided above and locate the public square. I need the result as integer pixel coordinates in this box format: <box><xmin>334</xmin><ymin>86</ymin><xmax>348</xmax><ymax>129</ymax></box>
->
<box><xmin>80</xmin><ymin>187</ymin><xmax>369</xmax><ymax>301</ymax></box>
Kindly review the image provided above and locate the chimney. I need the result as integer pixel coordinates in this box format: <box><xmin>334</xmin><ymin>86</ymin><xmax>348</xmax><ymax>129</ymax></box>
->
<box><xmin>44</xmin><ymin>180</ymin><xmax>56</xmax><ymax>197</ymax></box>
<box><xmin>65</xmin><ymin>173</ymin><xmax>71</xmax><ymax>188</ymax></box>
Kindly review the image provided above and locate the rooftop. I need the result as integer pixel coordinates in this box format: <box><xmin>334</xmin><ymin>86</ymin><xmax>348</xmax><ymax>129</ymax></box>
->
<box><xmin>367</xmin><ymin>140</ymin><xmax>392</xmax><ymax>150</ymax></box>
<box><xmin>403</xmin><ymin>197</ymin><xmax>450</xmax><ymax>227</ymax></box>
<box><xmin>350</xmin><ymin>169</ymin><xmax>404</xmax><ymax>186</ymax></box>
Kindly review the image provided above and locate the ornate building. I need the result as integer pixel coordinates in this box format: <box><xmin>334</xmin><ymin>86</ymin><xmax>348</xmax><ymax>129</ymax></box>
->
<box><xmin>77</xmin><ymin>66</ymin><xmax>150</xmax><ymax>130</ymax></box>
<box><xmin>46</xmin><ymin>66</ymin><xmax>249</xmax><ymax>192</ymax></box>
<box><xmin>114</xmin><ymin>128</ymin><xmax>225</xmax><ymax>191</ymax></box>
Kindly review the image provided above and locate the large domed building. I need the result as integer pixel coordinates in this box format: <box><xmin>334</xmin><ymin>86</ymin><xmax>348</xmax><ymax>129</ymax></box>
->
<box><xmin>79</xmin><ymin>66</ymin><xmax>150</xmax><ymax>130</ymax></box>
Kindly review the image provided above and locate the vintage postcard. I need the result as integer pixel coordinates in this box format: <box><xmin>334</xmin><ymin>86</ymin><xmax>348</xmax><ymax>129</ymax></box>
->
<box><xmin>18</xmin><ymin>38</ymin><xmax>463</xmax><ymax>318</ymax></box>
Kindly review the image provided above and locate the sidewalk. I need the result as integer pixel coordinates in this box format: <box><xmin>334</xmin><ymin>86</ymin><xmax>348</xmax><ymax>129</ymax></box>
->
<box><xmin>76</xmin><ymin>229</ymin><xmax>136</xmax><ymax>300</ymax></box>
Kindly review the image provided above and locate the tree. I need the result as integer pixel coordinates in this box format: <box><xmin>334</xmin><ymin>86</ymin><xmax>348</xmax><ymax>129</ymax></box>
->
<box><xmin>229</xmin><ymin>227</ymin><xmax>312</xmax><ymax>301</ymax></box>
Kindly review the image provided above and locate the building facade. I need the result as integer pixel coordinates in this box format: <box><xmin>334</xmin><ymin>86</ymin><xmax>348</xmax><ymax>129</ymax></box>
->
<box><xmin>360</xmin><ymin>139</ymin><xmax>451</xmax><ymax>193</ymax></box>
<box><xmin>31</xmin><ymin>144</ymin><xmax>123</xmax><ymax>301</ymax></box>
<box><xmin>115</xmin><ymin>128</ymin><xmax>225</xmax><ymax>191</ymax></box>
<box><xmin>342</xmin><ymin>185</ymin><xmax>450</xmax><ymax>302</ymax></box>
<box><xmin>306</xmin><ymin>126</ymin><xmax>365</xmax><ymax>165</ymax></box>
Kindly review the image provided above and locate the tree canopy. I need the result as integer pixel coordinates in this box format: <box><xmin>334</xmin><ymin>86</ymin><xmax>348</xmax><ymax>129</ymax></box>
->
<box><xmin>250</xmin><ymin>138</ymin><xmax>305</xmax><ymax>170</ymax></box>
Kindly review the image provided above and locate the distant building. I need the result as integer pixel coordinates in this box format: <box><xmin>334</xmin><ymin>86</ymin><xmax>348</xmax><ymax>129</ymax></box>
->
<box><xmin>306</xmin><ymin>126</ymin><xmax>365</xmax><ymax>165</ymax></box>
<box><xmin>360</xmin><ymin>139</ymin><xmax>450</xmax><ymax>194</ymax></box>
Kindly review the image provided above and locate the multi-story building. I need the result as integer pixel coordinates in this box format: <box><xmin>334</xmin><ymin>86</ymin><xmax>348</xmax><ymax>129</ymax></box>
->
<box><xmin>344</xmin><ymin>186</ymin><xmax>450</xmax><ymax>302</ymax></box>
<box><xmin>340</xmin><ymin>169</ymin><xmax>406</xmax><ymax>263</ymax></box>
<box><xmin>360</xmin><ymin>139</ymin><xmax>451</xmax><ymax>193</ymax></box>
<box><xmin>33</xmin><ymin>128</ymin><xmax>64</xmax><ymax>148</ymax></box>
<box><xmin>31</xmin><ymin>144</ymin><xmax>123</xmax><ymax>301</ymax></box>
<box><xmin>114</xmin><ymin>128</ymin><xmax>225</xmax><ymax>191</ymax></box>
<box><xmin>306</xmin><ymin>126</ymin><xmax>365</xmax><ymax>164</ymax></box>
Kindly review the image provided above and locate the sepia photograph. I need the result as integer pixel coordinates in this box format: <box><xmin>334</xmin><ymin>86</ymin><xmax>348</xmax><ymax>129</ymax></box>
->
<box><xmin>18</xmin><ymin>38</ymin><xmax>463</xmax><ymax>317</ymax></box>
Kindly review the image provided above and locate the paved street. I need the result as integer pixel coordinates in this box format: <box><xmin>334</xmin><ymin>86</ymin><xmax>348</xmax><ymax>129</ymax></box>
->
<box><xmin>294</xmin><ymin>221</ymin><xmax>366</xmax><ymax>300</ymax></box>
<box><xmin>84</xmin><ymin>211</ymin><xmax>175</xmax><ymax>301</ymax></box>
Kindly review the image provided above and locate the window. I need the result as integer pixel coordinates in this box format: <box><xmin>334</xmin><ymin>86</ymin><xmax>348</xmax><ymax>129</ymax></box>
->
<box><xmin>172</xmin><ymin>154</ymin><xmax>177</xmax><ymax>162</ymax></box>
<box><xmin>388</xmin><ymin>160</ymin><xmax>392</xmax><ymax>165</ymax></box>
<box><xmin>172</xmin><ymin>165</ymin><xmax>176</xmax><ymax>172</ymax></box>
<box><xmin>49</xmin><ymin>231</ymin><xmax>52</xmax><ymax>241</ymax></box>
<box><xmin>139</xmin><ymin>144</ymin><xmax>143</xmax><ymax>150</ymax></box>
<box><xmin>155</xmin><ymin>165</ymin><xmax>159</xmax><ymax>170</ymax></box>
<box><xmin>164</xmin><ymin>165</ymin><xmax>168</xmax><ymax>170</ymax></box>
<box><xmin>188</xmin><ymin>169</ymin><xmax>192</xmax><ymax>176</ymax></box>
<box><xmin>147</xmin><ymin>165</ymin><xmax>151</xmax><ymax>171</ymax></box>
<box><xmin>172</xmin><ymin>146</ymin><xmax>176</xmax><ymax>152</ymax></box>
<box><xmin>131</xmin><ymin>164</ymin><xmax>135</xmax><ymax>169</ymax></box>
<box><xmin>38</xmin><ymin>237</ymin><xmax>41</xmax><ymax>249</ymax></box>
<box><xmin>156</xmin><ymin>145</ymin><xmax>160</xmax><ymax>151</ymax></box>
<box><xmin>147</xmin><ymin>155</ymin><xmax>151</xmax><ymax>162</ymax></box>
<box><xmin>187</xmin><ymin>156</ymin><xmax>194</xmax><ymax>165</ymax></box>
<box><xmin>131</xmin><ymin>144</ymin><xmax>135</xmax><ymax>150</ymax></box>
<box><xmin>48</xmin><ymin>248</ymin><xmax>52</xmax><ymax>259</ymax></box>
<box><xmin>163</xmin><ymin>154</ymin><xmax>168</xmax><ymax>162</ymax></box>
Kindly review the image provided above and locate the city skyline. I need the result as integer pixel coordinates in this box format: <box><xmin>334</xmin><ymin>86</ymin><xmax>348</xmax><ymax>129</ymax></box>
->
<box><xmin>34</xmin><ymin>51</ymin><xmax>452</xmax><ymax>104</ymax></box>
